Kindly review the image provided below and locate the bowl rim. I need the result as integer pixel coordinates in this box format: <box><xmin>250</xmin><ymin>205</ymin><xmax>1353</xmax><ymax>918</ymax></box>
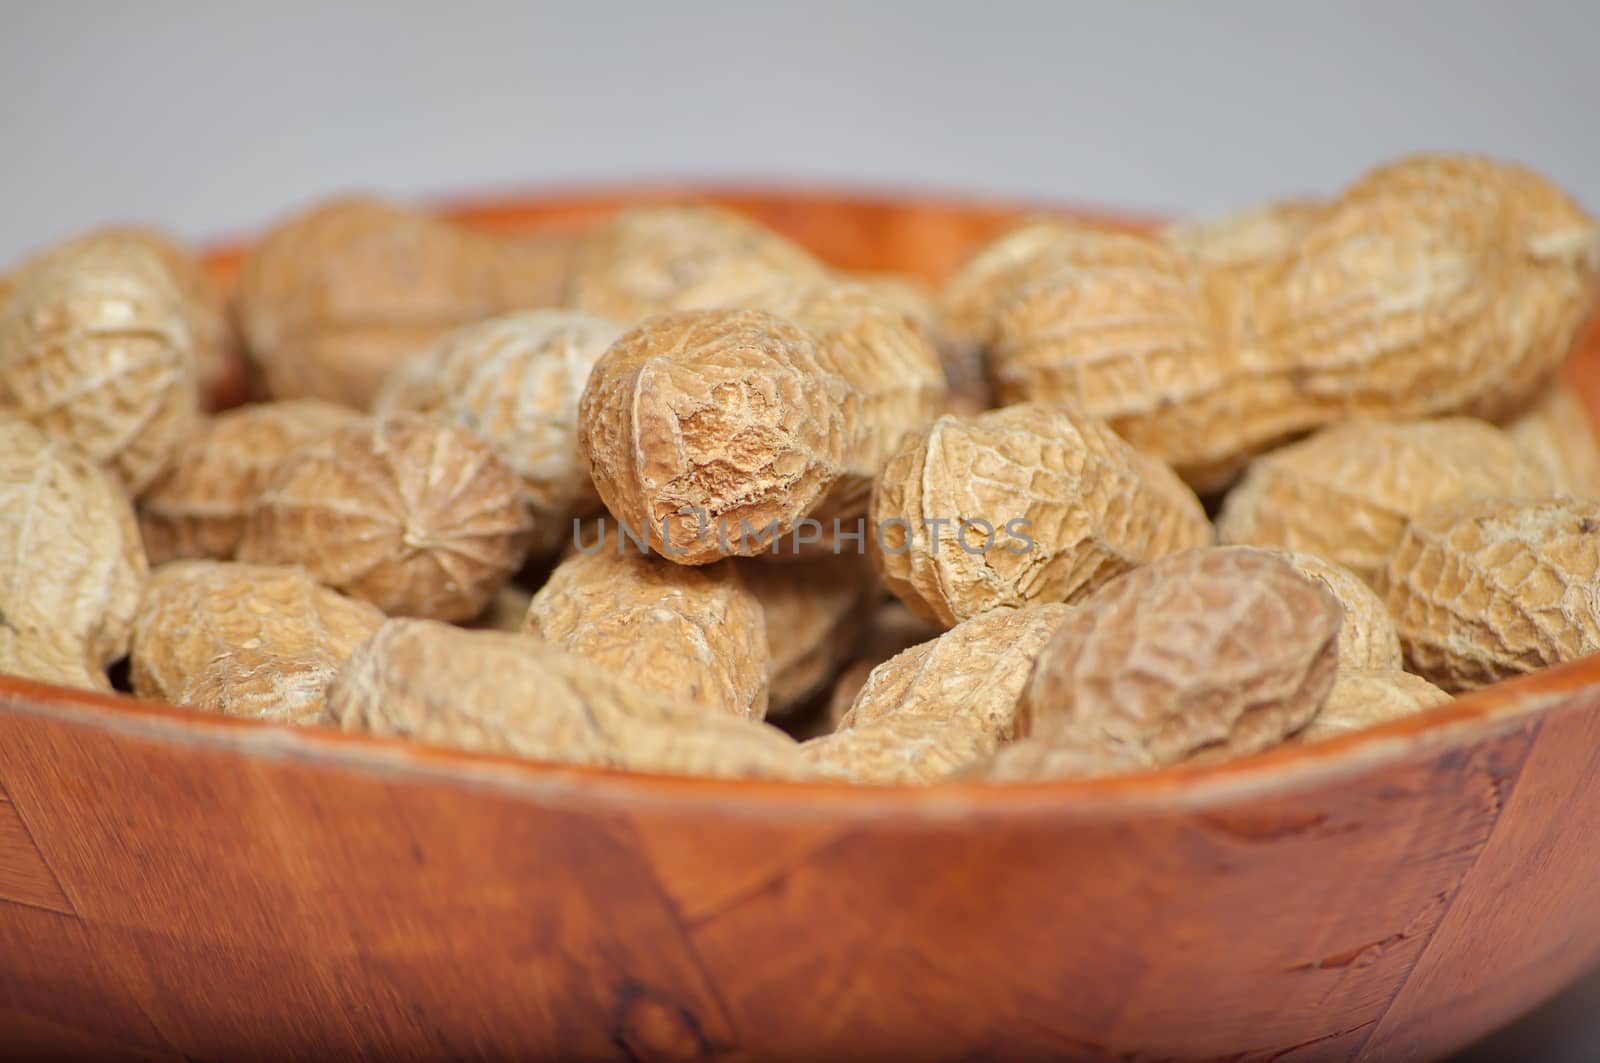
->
<box><xmin>8</xmin><ymin>180</ymin><xmax>1597</xmax><ymax>820</ymax></box>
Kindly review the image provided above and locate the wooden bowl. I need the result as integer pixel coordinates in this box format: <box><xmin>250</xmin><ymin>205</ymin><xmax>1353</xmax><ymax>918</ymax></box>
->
<box><xmin>5</xmin><ymin>186</ymin><xmax>1600</xmax><ymax>1062</ymax></box>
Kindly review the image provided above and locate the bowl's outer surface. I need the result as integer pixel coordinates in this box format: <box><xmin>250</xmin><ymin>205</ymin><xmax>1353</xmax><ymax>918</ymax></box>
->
<box><xmin>4</xmin><ymin>186</ymin><xmax>1600</xmax><ymax>1062</ymax></box>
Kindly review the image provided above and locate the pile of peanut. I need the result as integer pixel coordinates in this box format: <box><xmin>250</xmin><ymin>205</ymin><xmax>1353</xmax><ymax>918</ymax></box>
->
<box><xmin>2</xmin><ymin>153</ymin><xmax>1598</xmax><ymax>784</ymax></box>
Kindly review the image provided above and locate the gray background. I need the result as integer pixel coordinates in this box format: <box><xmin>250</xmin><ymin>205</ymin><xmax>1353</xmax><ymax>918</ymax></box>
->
<box><xmin>2</xmin><ymin>2</ymin><xmax>1598</xmax><ymax>1059</ymax></box>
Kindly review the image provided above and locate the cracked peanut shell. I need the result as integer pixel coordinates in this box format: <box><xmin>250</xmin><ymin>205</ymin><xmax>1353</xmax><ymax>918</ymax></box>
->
<box><xmin>1297</xmin><ymin>669</ymin><xmax>1452</xmax><ymax>743</ymax></box>
<box><xmin>869</xmin><ymin>403</ymin><xmax>1213</xmax><ymax>627</ymax></box>
<box><xmin>330</xmin><ymin>618</ymin><xmax>811</xmax><ymax>779</ymax></box>
<box><xmin>566</xmin><ymin>205</ymin><xmax>827</xmax><ymax>323</ymax></box>
<box><xmin>374</xmin><ymin>309</ymin><xmax>627</xmax><ymax>556</ymax></box>
<box><xmin>578</xmin><ymin>308</ymin><xmax>851</xmax><ymax>564</ymax></box>
<box><xmin>1380</xmin><ymin>496</ymin><xmax>1600</xmax><ymax>691</ymax></box>
<box><xmin>130</xmin><ymin>560</ymin><xmax>385</xmax><ymax>721</ymax></box>
<box><xmin>239</xmin><ymin>414</ymin><xmax>534</xmax><ymax>620</ymax></box>
<box><xmin>1507</xmin><ymin>379</ymin><xmax>1600</xmax><ymax>499</ymax></box>
<box><xmin>0</xmin><ymin>238</ymin><xmax>199</xmax><ymax>493</ymax></box>
<box><xmin>139</xmin><ymin>399</ymin><xmax>360</xmax><ymax>564</ymax></box>
<box><xmin>1016</xmin><ymin>547</ymin><xmax>1341</xmax><ymax>767</ymax></box>
<box><xmin>523</xmin><ymin>547</ymin><xmax>771</xmax><ymax>720</ymax></box>
<box><xmin>1217</xmin><ymin>417</ymin><xmax>1556</xmax><ymax>587</ymax></box>
<box><xmin>0</xmin><ymin>418</ymin><xmax>148</xmax><ymax>690</ymax></box>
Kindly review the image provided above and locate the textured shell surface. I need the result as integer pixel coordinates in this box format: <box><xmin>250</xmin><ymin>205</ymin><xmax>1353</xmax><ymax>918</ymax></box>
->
<box><xmin>1216</xmin><ymin>417</ymin><xmax>1556</xmax><ymax>587</ymax></box>
<box><xmin>578</xmin><ymin>308</ymin><xmax>851</xmax><ymax>564</ymax></box>
<box><xmin>138</xmin><ymin>399</ymin><xmax>360</xmax><ymax>564</ymax></box>
<box><xmin>1507</xmin><ymin>379</ymin><xmax>1600</xmax><ymax>499</ymax></box>
<box><xmin>566</xmin><ymin>205</ymin><xmax>828</xmax><ymax>323</ymax></box>
<box><xmin>239</xmin><ymin>414</ymin><xmax>534</xmax><ymax>620</ymax></box>
<box><xmin>1270</xmin><ymin>549</ymin><xmax>1403</xmax><ymax>670</ymax></box>
<box><xmin>937</xmin><ymin>217</ymin><xmax>1088</xmax><ymax>353</ymax></box>
<box><xmin>377</xmin><ymin>309</ymin><xmax>627</xmax><ymax>555</ymax></box>
<box><xmin>0</xmin><ymin>240</ymin><xmax>199</xmax><ymax>493</ymax></box>
<box><xmin>0</xmin><ymin>418</ymin><xmax>148</xmax><ymax>689</ymax></box>
<box><xmin>869</xmin><ymin>403</ymin><xmax>1212</xmax><ymax>627</ymax></box>
<box><xmin>129</xmin><ymin>560</ymin><xmax>385</xmax><ymax>709</ymax></box>
<box><xmin>1297</xmin><ymin>669</ymin><xmax>1452</xmax><ymax>742</ymax></box>
<box><xmin>799</xmin><ymin>714</ymin><xmax>997</xmax><ymax>785</ymax></box>
<box><xmin>737</xmin><ymin>554</ymin><xmax>872</xmax><ymax>715</ymax></box>
<box><xmin>1160</xmin><ymin>199</ymin><xmax>1327</xmax><ymax>273</ymax></box>
<box><xmin>1016</xmin><ymin>546</ymin><xmax>1342</xmax><ymax>766</ymax></box>
<box><xmin>1381</xmin><ymin>496</ymin><xmax>1600</xmax><ymax>691</ymax></box>
<box><xmin>524</xmin><ymin>547</ymin><xmax>771</xmax><ymax>720</ymax></box>
<box><xmin>176</xmin><ymin>649</ymin><xmax>343</xmax><ymax>726</ymax></box>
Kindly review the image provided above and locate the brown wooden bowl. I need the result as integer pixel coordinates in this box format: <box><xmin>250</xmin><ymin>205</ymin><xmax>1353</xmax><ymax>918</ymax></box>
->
<box><xmin>5</xmin><ymin>185</ymin><xmax>1600</xmax><ymax>1063</ymax></box>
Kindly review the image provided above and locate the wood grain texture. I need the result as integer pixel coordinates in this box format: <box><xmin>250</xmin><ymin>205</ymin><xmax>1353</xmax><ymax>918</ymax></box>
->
<box><xmin>1</xmin><ymin>187</ymin><xmax>1598</xmax><ymax>1061</ymax></box>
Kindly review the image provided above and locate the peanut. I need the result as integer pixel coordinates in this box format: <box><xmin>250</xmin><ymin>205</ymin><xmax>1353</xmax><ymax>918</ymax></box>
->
<box><xmin>374</xmin><ymin>309</ymin><xmax>627</xmax><ymax>556</ymax></box>
<box><xmin>738</xmin><ymin>555</ymin><xmax>873</xmax><ymax>715</ymax></box>
<box><xmin>870</xmin><ymin>403</ymin><xmax>1212</xmax><ymax>627</ymax></box>
<box><xmin>1015</xmin><ymin>547</ymin><xmax>1341</xmax><ymax>769</ymax></box>
<box><xmin>130</xmin><ymin>560</ymin><xmax>384</xmax><ymax>722</ymax></box>
<box><xmin>0</xmin><ymin>418</ymin><xmax>148</xmax><ymax>690</ymax></box>
<box><xmin>1381</xmin><ymin>496</ymin><xmax>1600</xmax><ymax>691</ymax></box>
<box><xmin>1270</xmin><ymin>549</ymin><xmax>1402</xmax><ymax>671</ymax></box>
<box><xmin>566</xmin><ymin>205</ymin><xmax>828</xmax><ymax>323</ymax></box>
<box><xmin>1297</xmin><ymin>669</ymin><xmax>1452</xmax><ymax>743</ymax></box>
<box><xmin>523</xmin><ymin>546</ymin><xmax>770</xmax><ymax>720</ymax></box>
<box><xmin>1160</xmin><ymin>198</ymin><xmax>1327</xmax><ymax>274</ymax></box>
<box><xmin>329</xmin><ymin>618</ymin><xmax>811</xmax><ymax>779</ymax></box>
<box><xmin>465</xmin><ymin>584</ymin><xmax>534</xmax><ymax>634</ymax></box>
<box><xmin>578</xmin><ymin>308</ymin><xmax>852</xmax><ymax>564</ymax></box>
<box><xmin>138</xmin><ymin>399</ymin><xmax>360</xmax><ymax>564</ymax></box>
<box><xmin>938</xmin><ymin>216</ymin><xmax>1084</xmax><ymax>358</ymax></box>
<box><xmin>1217</xmin><ymin>417</ymin><xmax>1555</xmax><ymax>587</ymax></box>
<box><xmin>824</xmin><ymin>600</ymin><xmax>942</xmax><ymax>728</ymax></box>
<box><xmin>238</xmin><ymin>414</ymin><xmax>533</xmax><ymax>620</ymax></box>
<box><xmin>0</xmin><ymin>238</ymin><xmax>199</xmax><ymax>493</ymax></box>
<box><xmin>1507</xmin><ymin>379</ymin><xmax>1600</xmax><ymax>499</ymax></box>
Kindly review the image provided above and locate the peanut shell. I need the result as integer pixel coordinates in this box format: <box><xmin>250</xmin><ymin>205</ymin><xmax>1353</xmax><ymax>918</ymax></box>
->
<box><xmin>524</xmin><ymin>547</ymin><xmax>770</xmax><ymax>720</ymax></box>
<box><xmin>1161</xmin><ymin>199</ymin><xmax>1327</xmax><ymax>273</ymax></box>
<box><xmin>578</xmin><ymin>308</ymin><xmax>851</xmax><ymax>564</ymax></box>
<box><xmin>1271</xmin><ymin>549</ymin><xmax>1403</xmax><ymax>671</ymax></box>
<box><xmin>239</xmin><ymin>414</ymin><xmax>533</xmax><ymax>620</ymax></box>
<box><xmin>738</xmin><ymin>555</ymin><xmax>874</xmax><ymax>715</ymax></box>
<box><xmin>1016</xmin><ymin>547</ymin><xmax>1341</xmax><ymax>766</ymax></box>
<box><xmin>1507</xmin><ymin>379</ymin><xmax>1600</xmax><ymax>499</ymax></box>
<box><xmin>938</xmin><ymin>217</ymin><xmax>1085</xmax><ymax>357</ymax></box>
<box><xmin>870</xmin><ymin>403</ymin><xmax>1213</xmax><ymax>627</ymax></box>
<box><xmin>1217</xmin><ymin>417</ymin><xmax>1556</xmax><ymax>587</ymax></box>
<box><xmin>0</xmin><ymin>239</ymin><xmax>199</xmax><ymax>493</ymax></box>
<box><xmin>1381</xmin><ymin>496</ymin><xmax>1600</xmax><ymax>691</ymax></box>
<box><xmin>138</xmin><ymin>399</ymin><xmax>360</xmax><ymax>564</ymax></box>
<box><xmin>799</xmin><ymin>716</ymin><xmax>996</xmax><ymax>785</ymax></box>
<box><xmin>964</xmin><ymin>735</ymin><xmax>1156</xmax><ymax>782</ymax></box>
<box><xmin>567</xmin><ymin>205</ymin><xmax>827</xmax><ymax>323</ymax></box>
<box><xmin>1297</xmin><ymin>669</ymin><xmax>1452</xmax><ymax>743</ymax></box>
<box><xmin>176</xmin><ymin>650</ymin><xmax>342</xmax><ymax>727</ymax></box>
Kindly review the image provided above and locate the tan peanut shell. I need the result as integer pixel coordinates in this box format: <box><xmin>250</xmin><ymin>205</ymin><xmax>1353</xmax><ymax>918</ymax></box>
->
<box><xmin>1507</xmin><ymin>379</ymin><xmax>1600</xmax><ymax>499</ymax></box>
<box><xmin>237</xmin><ymin>198</ymin><xmax>557</xmax><ymax>409</ymax></box>
<box><xmin>578</xmin><ymin>308</ymin><xmax>851</xmax><ymax>564</ymax></box>
<box><xmin>738</xmin><ymin>555</ymin><xmax>872</xmax><ymax>715</ymax></box>
<box><xmin>1271</xmin><ymin>550</ymin><xmax>1403</xmax><ymax>670</ymax></box>
<box><xmin>138</xmin><ymin>399</ymin><xmax>360</xmax><ymax>564</ymax></box>
<box><xmin>964</xmin><ymin>734</ymin><xmax>1156</xmax><ymax>782</ymax></box>
<box><xmin>239</xmin><ymin>414</ymin><xmax>533</xmax><ymax>620</ymax></box>
<box><xmin>937</xmin><ymin>217</ymin><xmax>1085</xmax><ymax>356</ymax></box>
<box><xmin>566</xmin><ymin>205</ymin><xmax>827</xmax><ymax>323</ymax></box>
<box><xmin>849</xmin><ymin>266</ymin><xmax>989</xmax><ymax>417</ymax></box>
<box><xmin>1160</xmin><ymin>199</ymin><xmax>1327</xmax><ymax>273</ymax></box>
<box><xmin>1297</xmin><ymin>669</ymin><xmax>1452</xmax><ymax>743</ymax></box>
<box><xmin>747</xmin><ymin>280</ymin><xmax>948</xmax><ymax>535</ymax></box>
<box><xmin>870</xmin><ymin>403</ymin><xmax>1213</xmax><ymax>627</ymax></box>
<box><xmin>374</xmin><ymin>309</ymin><xmax>627</xmax><ymax>556</ymax></box>
<box><xmin>129</xmin><ymin>560</ymin><xmax>385</xmax><ymax>721</ymax></box>
<box><xmin>824</xmin><ymin>601</ymin><xmax>943</xmax><ymax>728</ymax></box>
<box><xmin>1216</xmin><ymin>417</ymin><xmax>1556</xmax><ymax>587</ymax></box>
<box><xmin>0</xmin><ymin>239</ymin><xmax>199</xmax><ymax>493</ymax></box>
<box><xmin>20</xmin><ymin>225</ymin><xmax>234</xmax><ymax>401</ymax></box>
<box><xmin>329</xmin><ymin>619</ymin><xmax>810</xmax><ymax>779</ymax></box>
<box><xmin>1381</xmin><ymin>496</ymin><xmax>1600</xmax><ymax>691</ymax></box>
<box><xmin>1016</xmin><ymin>547</ymin><xmax>1341</xmax><ymax>767</ymax></box>
<box><xmin>1251</xmin><ymin>154</ymin><xmax>1600</xmax><ymax>428</ymax></box>
<box><xmin>0</xmin><ymin>419</ymin><xmax>148</xmax><ymax>690</ymax></box>
<box><xmin>465</xmin><ymin>584</ymin><xmax>534</xmax><ymax>633</ymax></box>
<box><xmin>523</xmin><ymin>547</ymin><xmax>771</xmax><ymax>720</ymax></box>
<box><xmin>799</xmin><ymin>715</ymin><xmax>996</xmax><ymax>785</ymax></box>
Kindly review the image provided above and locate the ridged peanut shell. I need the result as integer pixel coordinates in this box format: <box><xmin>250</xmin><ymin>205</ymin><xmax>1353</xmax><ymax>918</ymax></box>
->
<box><xmin>374</xmin><ymin>309</ymin><xmax>626</xmax><ymax>556</ymax></box>
<box><xmin>1217</xmin><ymin>418</ymin><xmax>1556</xmax><ymax>587</ymax></box>
<box><xmin>239</xmin><ymin>414</ymin><xmax>534</xmax><ymax>620</ymax></box>
<box><xmin>963</xmin><ymin>734</ymin><xmax>1156</xmax><ymax>782</ymax></box>
<box><xmin>523</xmin><ymin>547</ymin><xmax>770</xmax><ymax>720</ymax></box>
<box><xmin>0</xmin><ymin>419</ymin><xmax>148</xmax><ymax>689</ymax></box>
<box><xmin>176</xmin><ymin>650</ymin><xmax>343</xmax><ymax>727</ymax></box>
<box><xmin>1161</xmin><ymin>199</ymin><xmax>1327</xmax><ymax>273</ymax></box>
<box><xmin>329</xmin><ymin>619</ymin><xmax>810</xmax><ymax>779</ymax></box>
<box><xmin>578</xmin><ymin>309</ymin><xmax>851</xmax><ymax>564</ymax></box>
<box><xmin>1297</xmin><ymin>669</ymin><xmax>1452</xmax><ymax>743</ymax></box>
<box><xmin>138</xmin><ymin>399</ymin><xmax>360</xmax><ymax>564</ymax></box>
<box><xmin>870</xmin><ymin>403</ymin><xmax>1213</xmax><ymax>627</ymax></box>
<box><xmin>130</xmin><ymin>561</ymin><xmax>385</xmax><ymax>711</ymax></box>
<box><xmin>799</xmin><ymin>716</ymin><xmax>996</xmax><ymax>785</ymax></box>
<box><xmin>738</xmin><ymin>555</ymin><xmax>873</xmax><ymax>715</ymax></box>
<box><xmin>1269</xmin><ymin>550</ymin><xmax>1402</xmax><ymax>670</ymax></box>
<box><xmin>1380</xmin><ymin>496</ymin><xmax>1600</xmax><ymax>691</ymax></box>
<box><xmin>1016</xmin><ymin>547</ymin><xmax>1341</xmax><ymax>766</ymax></box>
<box><xmin>937</xmin><ymin>217</ymin><xmax>1087</xmax><ymax>355</ymax></box>
<box><xmin>1507</xmin><ymin>379</ymin><xmax>1600</xmax><ymax>499</ymax></box>
<box><xmin>0</xmin><ymin>240</ymin><xmax>199</xmax><ymax>493</ymax></box>
<box><xmin>567</xmin><ymin>205</ymin><xmax>827</xmax><ymax>323</ymax></box>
